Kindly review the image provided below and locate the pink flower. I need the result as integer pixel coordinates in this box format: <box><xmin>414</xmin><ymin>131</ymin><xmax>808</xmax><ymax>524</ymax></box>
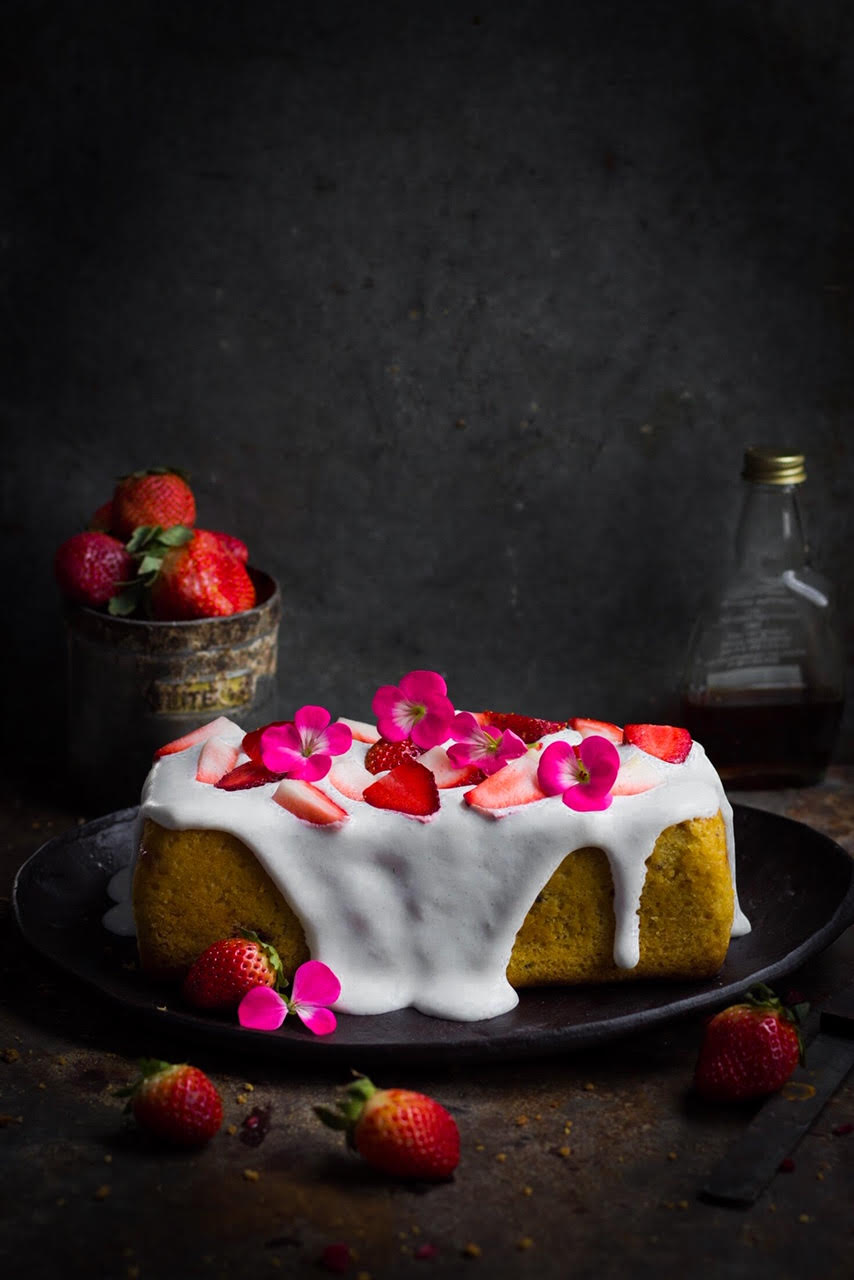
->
<box><xmin>537</xmin><ymin>735</ymin><xmax>620</xmax><ymax>812</ymax></box>
<box><xmin>238</xmin><ymin>960</ymin><xmax>341</xmax><ymax>1036</ymax></box>
<box><xmin>446</xmin><ymin>711</ymin><xmax>527</xmax><ymax>776</ymax></box>
<box><xmin>371</xmin><ymin>670</ymin><xmax>455</xmax><ymax>750</ymax></box>
<box><xmin>259</xmin><ymin>706</ymin><xmax>352</xmax><ymax>782</ymax></box>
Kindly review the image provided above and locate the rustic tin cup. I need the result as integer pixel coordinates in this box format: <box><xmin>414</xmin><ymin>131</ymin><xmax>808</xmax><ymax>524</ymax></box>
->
<box><xmin>64</xmin><ymin>569</ymin><xmax>281</xmax><ymax>812</ymax></box>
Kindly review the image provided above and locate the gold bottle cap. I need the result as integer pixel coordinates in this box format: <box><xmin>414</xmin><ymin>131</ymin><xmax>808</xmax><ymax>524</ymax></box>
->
<box><xmin>742</xmin><ymin>446</ymin><xmax>806</xmax><ymax>485</ymax></box>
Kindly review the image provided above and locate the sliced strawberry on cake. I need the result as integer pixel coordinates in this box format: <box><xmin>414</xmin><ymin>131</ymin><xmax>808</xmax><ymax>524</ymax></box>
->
<box><xmin>611</xmin><ymin>747</ymin><xmax>665</xmax><ymax>796</ymax></box>
<box><xmin>417</xmin><ymin>745</ymin><xmax>485</xmax><ymax>789</ymax></box>
<box><xmin>473</xmin><ymin>711</ymin><xmax>569</xmax><ymax>743</ymax></box>
<box><xmin>363</xmin><ymin>759</ymin><xmax>440</xmax><ymax>820</ymax></box>
<box><xmin>273</xmin><ymin>779</ymin><xmax>349</xmax><ymax>826</ymax></box>
<box><xmin>464</xmin><ymin>747</ymin><xmax>547</xmax><ymax>814</ymax></box>
<box><xmin>195</xmin><ymin>737</ymin><xmax>241</xmax><ymax>785</ymax></box>
<box><xmin>328</xmin><ymin>754</ymin><xmax>376</xmax><ymax>801</ymax></box>
<box><xmin>214</xmin><ymin>761</ymin><xmax>280</xmax><ymax>791</ymax></box>
<box><xmin>623</xmin><ymin>723</ymin><xmax>693</xmax><ymax>764</ymax></box>
<box><xmin>154</xmin><ymin>716</ymin><xmax>236</xmax><ymax>759</ymax></box>
<box><xmin>568</xmin><ymin>717</ymin><xmax>624</xmax><ymax>745</ymax></box>
<box><xmin>339</xmin><ymin>717</ymin><xmax>380</xmax><ymax>745</ymax></box>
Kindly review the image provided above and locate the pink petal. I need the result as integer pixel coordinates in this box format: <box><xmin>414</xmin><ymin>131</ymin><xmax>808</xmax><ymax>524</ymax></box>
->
<box><xmin>287</xmin><ymin>752</ymin><xmax>332</xmax><ymax>782</ymax></box>
<box><xmin>563</xmin><ymin>784</ymin><xmax>614</xmax><ymax>813</ymax></box>
<box><xmin>294</xmin><ymin>704</ymin><xmax>332</xmax><ymax>735</ymax></box>
<box><xmin>447</xmin><ymin>741</ymin><xmax>477</xmax><ymax>769</ymax></box>
<box><xmin>291</xmin><ymin>960</ymin><xmax>342</xmax><ymax>1007</ymax></box>
<box><xmin>238</xmin><ymin>985</ymin><xmax>288</xmax><ymax>1031</ymax></box>
<box><xmin>450</xmin><ymin>710</ymin><xmax>480</xmax><ymax>744</ymax></box>
<box><xmin>398</xmin><ymin>670</ymin><xmax>448</xmax><ymax>701</ymax></box>
<box><xmin>578</xmin><ymin>735</ymin><xmax>620</xmax><ymax>789</ymax></box>
<box><xmin>497</xmin><ymin>730</ymin><xmax>527</xmax><ymax>764</ymax></box>
<box><xmin>260</xmin><ymin>741</ymin><xmax>304</xmax><ymax>774</ymax></box>
<box><xmin>411</xmin><ymin>700</ymin><xmax>455</xmax><ymax>748</ymax></box>
<box><xmin>537</xmin><ymin>741</ymin><xmax>578</xmax><ymax>795</ymax></box>
<box><xmin>297</xmin><ymin>1005</ymin><xmax>338</xmax><ymax>1036</ymax></box>
<box><xmin>372</xmin><ymin>684</ymin><xmax>404</xmax><ymax>720</ymax></box>
<box><xmin>320</xmin><ymin>721</ymin><xmax>354</xmax><ymax>757</ymax></box>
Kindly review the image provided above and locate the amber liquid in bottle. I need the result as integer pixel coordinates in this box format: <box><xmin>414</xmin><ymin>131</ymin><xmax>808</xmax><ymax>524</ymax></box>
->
<box><xmin>680</xmin><ymin>689</ymin><xmax>844</xmax><ymax>788</ymax></box>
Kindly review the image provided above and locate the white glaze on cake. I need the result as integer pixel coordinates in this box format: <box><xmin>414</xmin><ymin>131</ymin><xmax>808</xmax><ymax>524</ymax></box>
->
<box><xmin>104</xmin><ymin>720</ymin><xmax>749</xmax><ymax>1022</ymax></box>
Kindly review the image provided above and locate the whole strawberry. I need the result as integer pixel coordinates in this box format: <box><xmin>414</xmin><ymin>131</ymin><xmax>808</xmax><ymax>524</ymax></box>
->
<box><xmin>150</xmin><ymin>528</ymin><xmax>256</xmax><ymax>620</ymax></box>
<box><xmin>210</xmin><ymin>531</ymin><xmax>250</xmax><ymax>563</ymax></box>
<box><xmin>112</xmin><ymin>467</ymin><xmax>196</xmax><ymax>540</ymax></box>
<box><xmin>364</xmin><ymin>736</ymin><xmax>423</xmax><ymax>774</ymax></box>
<box><xmin>316</xmin><ymin>1075</ymin><xmax>460</xmax><ymax>1179</ymax></box>
<box><xmin>183</xmin><ymin>933</ymin><xmax>283</xmax><ymax>1010</ymax></box>
<box><xmin>120</xmin><ymin>1059</ymin><xmax>223</xmax><ymax>1146</ymax></box>
<box><xmin>54</xmin><ymin>531</ymin><xmax>135</xmax><ymax>607</ymax></box>
<box><xmin>694</xmin><ymin>984</ymin><xmax>806</xmax><ymax>1102</ymax></box>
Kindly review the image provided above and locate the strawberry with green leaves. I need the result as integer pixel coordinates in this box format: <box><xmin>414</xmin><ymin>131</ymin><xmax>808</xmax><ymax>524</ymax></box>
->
<box><xmin>150</xmin><ymin>527</ymin><xmax>256</xmax><ymax>620</ymax></box>
<box><xmin>111</xmin><ymin>467</ymin><xmax>197</xmax><ymax>540</ymax></box>
<box><xmin>119</xmin><ymin>1059</ymin><xmax>223</xmax><ymax>1146</ymax></box>
<box><xmin>316</xmin><ymin>1075</ymin><xmax>460</xmax><ymax>1179</ymax></box>
<box><xmin>693</xmin><ymin>984</ymin><xmax>807</xmax><ymax>1102</ymax></box>
<box><xmin>182</xmin><ymin>933</ymin><xmax>284</xmax><ymax>1010</ymax></box>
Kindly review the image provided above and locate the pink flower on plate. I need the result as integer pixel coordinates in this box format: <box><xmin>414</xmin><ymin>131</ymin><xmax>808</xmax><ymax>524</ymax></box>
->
<box><xmin>537</xmin><ymin>735</ymin><xmax>620</xmax><ymax>812</ymax></box>
<box><xmin>259</xmin><ymin>706</ymin><xmax>353</xmax><ymax>782</ymax></box>
<box><xmin>238</xmin><ymin>960</ymin><xmax>341</xmax><ymax>1036</ymax></box>
<box><xmin>446</xmin><ymin>711</ymin><xmax>527</xmax><ymax>776</ymax></box>
<box><xmin>371</xmin><ymin>670</ymin><xmax>455</xmax><ymax>750</ymax></box>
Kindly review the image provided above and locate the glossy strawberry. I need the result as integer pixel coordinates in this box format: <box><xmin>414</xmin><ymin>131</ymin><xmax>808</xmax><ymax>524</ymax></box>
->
<box><xmin>363</xmin><ymin>759</ymin><xmax>440</xmax><ymax>818</ymax></box>
<box><xmin>120</xmin><ymin>1059</ymin><xmax>223</xmax><ymax>1146</ymax></box>
<box><xmin>364</xmin><ymin>736</ymin><xmax>423</xmax><ymax>774</ymax></box>
<box><xmin>316</xmin><ymin>1075</ymin><xmax>460</xmax><ymax>1180</ymax></box>
<box><xmin>474</xmin><ymin>711</ymin><xmax>569</xmax><ymax>743</ymax></box>
<box><xmin>150</xmin><ymin>528</ymin><xmax>256</xmax><ymax>620</ymax></box>
<box><xmin>623</xmin><ymin>722</ymin><xmax>692</xmax><ymax>764</ymax></box>
<box><xmin>112</xmin><ymin>467</ymin><xmax>197</xmax><ymax>540</ymax></box>
<box><xmin>210</xmin><ymin>531</ymin><xmax>250</xmax><ymax>563</ymax></box>
<box><xmin>54</xmin><ymin>531</ymin><xmax>135</xmax><ymax>607</ymax></box>
<box><xmin>215</xmin><ymin>760</ymin><xmax>280</xmax><ymax>790</ymax></box>
<box><xmin>183</xmin><ymin>934</ymin><xmax>283</xmax><ymax>1010</ymax></box>
<box><xmin>693</xmin><ymin>985</ymin><xmax>806</xmax><ymax>1102</ymax></box>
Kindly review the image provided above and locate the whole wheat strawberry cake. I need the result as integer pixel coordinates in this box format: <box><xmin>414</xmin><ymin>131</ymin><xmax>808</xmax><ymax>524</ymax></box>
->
<box><xmin>105</xmin><ymin>670</ymin><xmax>749</xmax><ymax>1022</ymax></box>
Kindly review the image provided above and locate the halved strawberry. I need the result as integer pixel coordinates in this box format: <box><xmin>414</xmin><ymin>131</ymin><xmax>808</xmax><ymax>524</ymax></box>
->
<box><xmin>328</xmin><ymin>755</ymin><xmax>376</xmax><ymax>802</ymax></box>
<box><xmin>195</xmin><ymin>737</ymin><xmax>241</xmax><ymax>785</ymax></box>
<box><xmin>154</xmin><ymin>717</ymin><xmax>236</xmax><ymax>759</ymax></box>
<box><xmin>241</xmin><ymin>721</ymin><xmax>292</xmax><ymax>766</ymax></box>
<box><xmin>215</xmin><ymin>761</ymin><xmax>280</xmax><ymax>791</ymax></box>
<box><xmin>417</xmin><ymin>745</ymin><xmax>485</xmax><ymax>789</ymax></box>
<box><xmin>364</xmin><ymin>737</ymin><xmax>423</xmax><ymax>775</ymax></box>
<box><xmin>473</xmin><ymin>711</ymin><xmax>569</xmax><ymax>743</ymax></box>
<box><xmin>273</xmin><ymin>779</ymin><xmax>349</xmax><ymax>825</ymax></box>
<box><xmin>568</xmin><ymin>717</ymin><xmax>624</xmax><ymax>745</ymax></box>
<box><xmin>464</xmin><ymin>747</ymin><xmax>546</xmax><ymax>813</ymax></box>
<box><xmin>363</xmin><ymin>760</ymin><xmax>440</xmax><ymax>819</ymax></box>
<box><xmin>610</xmin><ymin>746</ymin><xmax>665</xmax><ymax>796</ymax></box>
<box><xmin>623</xmin><ymin>723</ymin><xmax>692</xmax><ymax>764</ymax></box>
<box><xmin>339</xmin><ymin>717</ymin><xmax>380</xmax><ymax>745</ymax></box>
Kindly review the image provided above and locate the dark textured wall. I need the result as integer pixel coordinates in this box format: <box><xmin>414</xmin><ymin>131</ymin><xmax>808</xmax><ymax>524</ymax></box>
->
<box><xmin>4</xmin><ymin>0</ymin><xmax>853</xmax><ymax>769</ymax></box>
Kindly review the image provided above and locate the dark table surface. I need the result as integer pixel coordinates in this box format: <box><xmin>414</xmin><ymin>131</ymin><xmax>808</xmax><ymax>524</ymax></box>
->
<box><xmin>3</xmin><ymin>768</ymin><xmax>854</xmax><ymax>1280</ymax></box>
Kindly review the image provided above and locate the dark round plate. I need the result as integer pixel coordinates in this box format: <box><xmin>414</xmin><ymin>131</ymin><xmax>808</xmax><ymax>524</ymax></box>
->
<box><xmin>12</xmin><ymin>804</ymin><xmax>854</xmax><ymax>1064</ymax></box>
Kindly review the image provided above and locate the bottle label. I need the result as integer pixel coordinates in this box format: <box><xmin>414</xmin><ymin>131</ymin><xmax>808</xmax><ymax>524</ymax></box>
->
<box><xmin>704</xmin><ymin>579</ymin><xmax>808</xmax><ymax>691</ymax></box>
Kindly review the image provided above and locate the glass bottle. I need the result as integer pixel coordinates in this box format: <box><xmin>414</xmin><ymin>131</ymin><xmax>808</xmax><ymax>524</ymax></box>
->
<box><xmin>680</xmin><ymin>446</ymin><xmax>845</xmax><ymax>788</ymax></box>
